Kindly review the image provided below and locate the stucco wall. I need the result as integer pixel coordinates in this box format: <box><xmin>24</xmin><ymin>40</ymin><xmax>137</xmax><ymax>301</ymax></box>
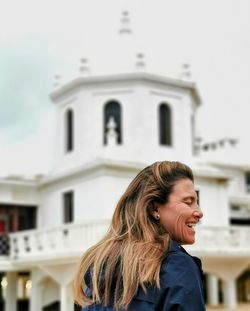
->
<box><xmin>51</xmin><ymin>78</ymin><xmax>196</xmax><ymax>174</ymax></box>
<box><xmin>195</xmin><ymin>177</ymin><xmax>229</xmax><ymax>227</ymax></box>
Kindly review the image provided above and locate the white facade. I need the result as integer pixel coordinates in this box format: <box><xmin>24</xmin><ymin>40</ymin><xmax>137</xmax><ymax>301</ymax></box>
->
<box><xmin>1</xmin><ymin>15</ymin><xmax>250</xmax><ymax>311</ymax></box>
<box><xmin>51</xmin><ymin>73</ymin><xmax>199</xmax><ymax>174</ymax></box>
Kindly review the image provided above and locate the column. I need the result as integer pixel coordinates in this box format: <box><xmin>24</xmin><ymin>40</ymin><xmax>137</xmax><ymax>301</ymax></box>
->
<box><xmin>30</xmin><ymin>276</ymin><xmax>42</xmax><ymax>311</ymax></box>
<box><xmin>67</xmin><ymin>283</ymin><xmax>74</xmax><ymax>311</ymax></box>
<box><xmin>5</xmin><ymin>272</ymin><xmax>17</xmax><ymax>311</ymax></box>
<box><xmin>60</xmin><ymin>284</ymin><xmax>74</xmax><ymax>311</ymax></box>
<box><xmin>60</xmin><ymin>284</ymin><xmax>67</xmax><ymax>311</ymax></box>
<box><xmin>223</xmin><ymin>279</ymin><xmax>237</xmax><ymax>310</ymax></box>
<box><xmin>207</xmin><ymin>274</ymin><xmax>219</xmax><ymax>306</ymax></box>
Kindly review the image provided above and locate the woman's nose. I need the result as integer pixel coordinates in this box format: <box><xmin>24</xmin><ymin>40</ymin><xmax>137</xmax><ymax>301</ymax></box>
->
<box><xmin>192</xmin><ymin>208</ymin><xmax>203</xmax><ymax>220</ymax></box>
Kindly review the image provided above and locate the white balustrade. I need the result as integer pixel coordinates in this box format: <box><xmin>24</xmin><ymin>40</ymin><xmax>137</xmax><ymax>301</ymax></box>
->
<box><xmin>6</xmin><ymin>224</ymin><xmax>250</xmax><ymax>261</ymax></box>
<box><xmin>188</xmin><ymin>225</ymin><xmax>250</xmax><ymax>255</ymax></box>
<box><xmin>9</xmin><ymin>220</ymin><xmax>110</xmax><ymax>261</ymax></box>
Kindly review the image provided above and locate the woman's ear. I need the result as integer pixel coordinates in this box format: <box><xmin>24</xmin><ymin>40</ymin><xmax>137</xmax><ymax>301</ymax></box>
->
<box><xmin>152</xmin><ymin>205</ymin><xmax>160</xmax><ymax>220</ymax></box>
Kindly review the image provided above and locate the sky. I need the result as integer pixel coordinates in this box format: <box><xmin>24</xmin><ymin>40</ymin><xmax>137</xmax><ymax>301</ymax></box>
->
<box><xmin>1</xmin><ymin>0</ymin><xmax>250</xmax><ymax>175</ymax></box>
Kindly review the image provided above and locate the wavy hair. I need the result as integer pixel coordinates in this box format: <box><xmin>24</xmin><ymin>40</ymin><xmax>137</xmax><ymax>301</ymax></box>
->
<box><xmin>74</xmin><ymin>161</ymin><xmax>194</xmax><ymax>310</ymax></box>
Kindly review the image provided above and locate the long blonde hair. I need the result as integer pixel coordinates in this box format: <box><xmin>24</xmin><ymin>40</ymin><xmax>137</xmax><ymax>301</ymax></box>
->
<box><xmin>74</xmin><ymin>161</ymin><xmax>193</xmax><ymax>310</ymax></box>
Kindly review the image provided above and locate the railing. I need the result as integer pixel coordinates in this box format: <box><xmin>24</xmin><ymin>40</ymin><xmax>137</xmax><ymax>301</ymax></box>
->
<box><xmin>1</xmin><ymin>223</ymin><xmax>250</xmax><ymax>262</ymax></box>
<box><xmin>0</xmin><ymin>233</ymin><xmax>9</xmax><ymax>255</ymax></box>
<box><xmin>9</xmin><ymin>220</ymin><xmax>110</xmax><ymax>261</ymax></box>
<box><xmin>186</xmin><ymin>225</ymin><xmax>250</xmax><ymax>255</ymax></box>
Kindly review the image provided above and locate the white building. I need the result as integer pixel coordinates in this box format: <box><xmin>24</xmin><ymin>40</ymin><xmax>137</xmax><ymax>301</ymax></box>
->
<box><xmin>0</xmin><ymin>11</ymin><xmax>250</xmax><ymax>311</ymax></box>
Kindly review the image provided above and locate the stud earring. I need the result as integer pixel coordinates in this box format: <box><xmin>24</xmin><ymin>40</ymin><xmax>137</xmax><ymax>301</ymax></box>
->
<box><xmin>156</xmin><ymin>214</ymin><xmax>160</xmax><ymax>220</ymax></box>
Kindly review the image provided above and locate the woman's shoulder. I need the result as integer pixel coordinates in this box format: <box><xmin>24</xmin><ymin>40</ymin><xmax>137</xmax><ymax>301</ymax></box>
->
<box><xmin>160</xmin><ymin>240</ymin><xmax>202</xmax><ymax>286</ymax></box>
<box><xmin>163</xmin><ymin>240</ymin><xmax>200</xmax><ymax>264</ymax></box>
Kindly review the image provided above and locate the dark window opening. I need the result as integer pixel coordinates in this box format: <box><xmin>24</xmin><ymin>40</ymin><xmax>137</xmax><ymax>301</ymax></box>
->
<box><xmin>0</xmin><ymin>205</ymin><xmax>36</xmax><ymax>233</ymax></box>
<box><xmin>230</xmin><ymin>218</ymin><xmax>250</xmax><ymax>226</ymax></box>
<box><xmin>65</xmin><ymin>109</ymin><xmax>74</xmax><ymax>152</ymax></box>
<box><xmin>237</xmin><ymin>270</ymin><xmax>250</xmax><ymax>302</ymax></box>
<box><xmin>63</xmin><ymin>191</ymin><xmax>74</xmax><ymax>223</ymax></box>
<box><xmin>43</xmin><ymin>301</ymin><xmax>60</xmax><ymax>311</ymax></box>
<box><xmin>245</xmin><ymin>172</ymin><xmax>250</xmax><ymax>193</ymax></box>
<box><xmin>42</xmin><ymin>302</ymin><xmax>81</xmax><ymax>311</ymax></box>
<box><xmin>159</xmin><ymin>103</ymin><xmax>172</xmax><ymax>146</ymax></box>
<box><xmin>0</xmin><ymin>205</ymin><xmax>37</xmax><ymax>255</ymax></box>
<box><xmin>230</xmin><ymin>204</ymin><xmax>250</xmax><ymax>226</ymax></box>
<box><xmin>231</xmin><ymin>204</ymin><xmax>241</xmax><ymax>211</ymax></box>
<box><xmin>104</xmin><ymin>101</ymin><xmax>122</xmax><ymax>145</ymax></box>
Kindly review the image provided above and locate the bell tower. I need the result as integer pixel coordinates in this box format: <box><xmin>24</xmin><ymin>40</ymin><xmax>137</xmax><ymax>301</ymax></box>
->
<box><xmin>49</xmin><ymin>11</ymin><xmax>201</xmax><ymax>175</ymax></box>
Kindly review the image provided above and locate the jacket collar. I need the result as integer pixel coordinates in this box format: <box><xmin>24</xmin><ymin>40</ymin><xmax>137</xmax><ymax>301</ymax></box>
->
<box><xmin>169</xmin><ymin>239</ymin><xmax>203</xmax><ymax>274</ymax></box>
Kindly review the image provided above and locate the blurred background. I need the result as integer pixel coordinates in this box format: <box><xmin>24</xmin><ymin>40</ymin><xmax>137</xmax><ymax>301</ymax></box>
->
<box><xmin>0</xmin><ymin>0</ymin><xmax>250</xmax><ymax>310</ymax></box>
<box><xmin>1</xmin><ymin>0</ymin><xmax>250</xmax><ymax>175</ymax></box>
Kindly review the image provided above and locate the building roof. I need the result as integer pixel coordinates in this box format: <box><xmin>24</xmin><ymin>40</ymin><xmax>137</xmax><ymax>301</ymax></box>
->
<box><xmin>50</xmin><ymin>71</ymin><xmax>201</xmax><ymax>106</ymax></box>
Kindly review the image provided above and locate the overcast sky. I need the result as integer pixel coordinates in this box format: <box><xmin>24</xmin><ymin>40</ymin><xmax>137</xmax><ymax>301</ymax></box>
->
<box><xmin>1</xmin><ymin>0</ymin><xmax>250</xmax><ymax>175</ymax></box>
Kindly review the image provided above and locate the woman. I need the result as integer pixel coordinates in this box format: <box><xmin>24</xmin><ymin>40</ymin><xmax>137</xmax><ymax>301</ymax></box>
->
<box><xmin>74</xmin><ymin>161</ymin><xmax>205</xmax><ymax>310</ymax></box>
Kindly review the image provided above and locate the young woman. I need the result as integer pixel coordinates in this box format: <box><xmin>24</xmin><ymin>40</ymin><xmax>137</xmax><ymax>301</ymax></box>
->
<box><xmin>74</xmin><ymin>161</ymin><xmax>205</xmax><ymax>310</ymax></box>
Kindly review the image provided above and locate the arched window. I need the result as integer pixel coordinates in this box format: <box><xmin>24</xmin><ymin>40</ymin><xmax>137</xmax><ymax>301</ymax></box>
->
<box><xmin>65</xmin><ymin>109</ymin><xmax>74</xmax><ymax>152</ymax></box>
<box><xmin>104</xmin><ymin>100</ymin><xmax>122</xmax><ymax>145</ymax></box>
<box><xmin>159</xmin><ymin>103</ymin><xmax>172</xmax><ymax>146</ymax></box>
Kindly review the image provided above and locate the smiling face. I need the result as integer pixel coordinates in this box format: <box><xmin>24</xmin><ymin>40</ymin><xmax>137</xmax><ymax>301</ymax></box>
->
<box><xmin>155</xmin><ymin>178</ymin><xmax>203</xmax><ymax>245</ymax></box>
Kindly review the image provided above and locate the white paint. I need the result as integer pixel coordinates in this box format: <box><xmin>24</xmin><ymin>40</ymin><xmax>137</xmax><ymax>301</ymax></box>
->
<box><xmin>5</xmin><ymin>272</ymin><xmax>17</xmax><ymax>311</ymax></box>
<box><xmin>1</xmin><ymin>38</ymin><xmax>250</xmax><ymax>311</ymax></box>
<box><xmin>223</xmin><ymin>279</ymin><xmax>237</xmax><ymax>310</ymax></box>
<box><xmin>207</xmin><ymin>274</ymin><xmax>219</xmax><ymax>306</ymax></box>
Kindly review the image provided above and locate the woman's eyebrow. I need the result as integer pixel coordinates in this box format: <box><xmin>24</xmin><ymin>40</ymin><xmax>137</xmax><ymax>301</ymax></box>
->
<box><xmin>183</xmin><ymin>194</ymin><xmax>197</xmax><ymax>201</ymax></box>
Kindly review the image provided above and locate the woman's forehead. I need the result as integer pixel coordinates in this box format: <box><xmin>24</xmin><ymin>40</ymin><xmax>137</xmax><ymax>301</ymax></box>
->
<box><xmin>171</xmin><ymin>179</ymin><xmax>195</xmax><ymax>195</ymax></box>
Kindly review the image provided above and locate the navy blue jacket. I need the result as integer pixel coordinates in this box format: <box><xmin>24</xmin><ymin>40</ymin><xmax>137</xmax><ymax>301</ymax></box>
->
<box><xmin>82</xmin><ymin>240</ymin><xmax>205</xmax><ymax>310</ymax></box>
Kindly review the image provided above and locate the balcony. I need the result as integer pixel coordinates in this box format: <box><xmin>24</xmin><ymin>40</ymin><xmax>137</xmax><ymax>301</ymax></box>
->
<box><xmin>0</xmin><ymin>222</ymin><xmax>250</xmax><ymax>268</ymax></box>
<box><xmin>6</xmin><ymin>220</ymin><xmax>110</xmax><ymax>265</ymax></box>
<box><xmin>186</xmin><ymin>225</ymin><xmax>250</xmax><ymax>258</ymax></box>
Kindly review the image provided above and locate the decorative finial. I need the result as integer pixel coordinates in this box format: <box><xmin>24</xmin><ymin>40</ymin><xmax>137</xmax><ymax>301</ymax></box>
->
<box><xmin>119</xmin><ymin>11</ymin><xmax>132</xmax><ymax>34</ymax></box>
<box><xmin>180</xmin><ymin>63</ymin><xmax>192</xmax><ymax>80</ymax></box>
<box><xmin>53</xmin><ymin>74</ymin><xmax>62</xmax><ymax>88</ymax></box>
<box><xmin>79</xmin><ymin>58</ymin><xmax>90</xmax><ymax>76</ymax></box>
<box><xmin>135</xmin><ymin>53</ymin><xmax>146</xmax><ymax>70</ymax></box>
